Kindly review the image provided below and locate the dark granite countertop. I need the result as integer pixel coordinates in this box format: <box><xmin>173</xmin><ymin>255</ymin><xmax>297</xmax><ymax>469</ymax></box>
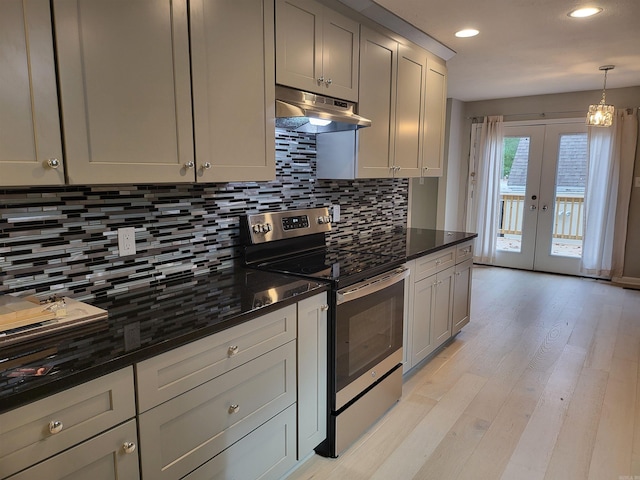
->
<box><xmin>404</xmin><ymin>228</ymin><xmax>478</xmax><ymax>261</ymax></box>
<box><xmin>0</xmin><ymin>264</ymin><xmax>327</xmax><ymax>413</ymax></box>
<box><xmin>1</xmin><ymin>229</ymin><xmax>477</xmax><ymax>413</ymax></box>
<box><xmin>331</xmin><ymin>227</ymin><xmax>477</xmax><ymax>261</ymax></box>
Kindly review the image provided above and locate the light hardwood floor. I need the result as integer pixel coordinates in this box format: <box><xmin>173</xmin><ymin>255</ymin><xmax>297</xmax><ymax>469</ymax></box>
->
<box><xmin>287</xmin><ymin>265</ymin><xmax>640</xmax><ymax>480</ymax></box>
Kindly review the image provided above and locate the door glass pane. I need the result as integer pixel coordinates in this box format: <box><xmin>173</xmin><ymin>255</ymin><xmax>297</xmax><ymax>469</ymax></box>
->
<box><xmin>550</xmin><ymin>133</ymin><xmax>587</xmax><ymax>257</ymax></box>
<box><xmin>497</xmin><ymin>136</ymin><xmax>530</xmax><ymax>252</ymax></box>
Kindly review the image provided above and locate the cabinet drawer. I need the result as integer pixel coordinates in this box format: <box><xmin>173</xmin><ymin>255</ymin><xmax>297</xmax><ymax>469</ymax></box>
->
<box><xmin>6</xmin><ymin>419</ymin><xmax>139</xmax><ymax>480</ymax></box>
<box><xmin>136</xmin><ymin>304</ymin><xmax>296</xmax><ymax>412</ymax></box>
<box><xmin>183</xmin><ymin>404</ymin><xmax>297</xmax><ymax>480</ymax></box>
<box><xmin>0</xmin><ymin>367</ymin><xmax>135</xmax><ymax>479</ymax></box>
<box><xmin>413</xmin><ymin>247</ymin><xmax>455</xmax><ymax>281</ymax></box>
<box><xmin>139</xmin><ymin>341</ymin><xmax>296</xmax><ymax>480</ymax></box>
<box><xmin>456</xmin><ymin>241</ymin><xmax>473</xmax><ymax>263</ymax></box>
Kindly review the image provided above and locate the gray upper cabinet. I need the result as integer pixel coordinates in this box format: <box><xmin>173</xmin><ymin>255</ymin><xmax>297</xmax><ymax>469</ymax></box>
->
<box><xmin>356</xmin><ymin>26</ymin><xmax>398</xmax><ymax>178</ymax></box>
<box><xmin>422</xmin><ymin>60</ymin><xmax>447</xmax><ymax>177</ymax></box>
<box><xmin>54</xmin><ymin>0</ymin><xmax>194</xmax><ymax>184</ymax></box>
<box><xmin>275</xmin><ymin>0</ymin><xmax>359</xmax><ymax>102</ymax></box>
<box><xmin>191</xmin><ymin>0</ymin><xmax>275</xmax><ymax>183</ymax></box>
<box><xmin>394</xmin><ymin>43</ymin><xmax>427</xmax><ymax>178</ymax></box>
<box><xmin>0</xmin><ymin>0</ymin><xmax>64</xmax><ymax>186</ymax></box>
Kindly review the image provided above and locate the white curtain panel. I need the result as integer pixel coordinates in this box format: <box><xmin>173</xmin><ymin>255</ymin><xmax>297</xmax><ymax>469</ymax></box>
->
<box><xmin>473</xmin><ymin>116</ymin><xmax>504</xmax><ymax>264</ymax></box>
<box><xmin>581</xmin><ymin>108</ymin><xmax>638</xmax><ymax>278</ymax></box>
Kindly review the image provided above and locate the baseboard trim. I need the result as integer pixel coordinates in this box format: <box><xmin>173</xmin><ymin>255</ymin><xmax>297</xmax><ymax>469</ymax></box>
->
<box><xmin>612</xmin><ymin>276</ymin><xmax>640</xmax><ymax>289</ymax></box>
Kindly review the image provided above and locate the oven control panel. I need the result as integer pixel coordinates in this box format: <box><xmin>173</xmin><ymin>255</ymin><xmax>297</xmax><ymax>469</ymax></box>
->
<box><xmin>242</xmin><ymin>207</ymin><xmax>332</xmax><ymax>244</ymax></box>
<box><xmin>282</xmin><ymin>215</ymin><xmax>309</xmax><ymax>230</ymax></box>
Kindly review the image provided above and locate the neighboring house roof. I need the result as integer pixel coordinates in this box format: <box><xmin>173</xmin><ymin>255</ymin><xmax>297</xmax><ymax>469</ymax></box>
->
<box><xmin>507</xmin><ymin>133</ymin><xmax>587</xmax><ymax>190</ymax></box>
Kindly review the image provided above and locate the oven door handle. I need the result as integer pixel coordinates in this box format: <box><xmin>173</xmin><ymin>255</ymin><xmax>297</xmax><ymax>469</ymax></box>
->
<box><xmin>336</xmin><ymin>267</ymin><xmax>409</xmax><ymax>305</ymax></box>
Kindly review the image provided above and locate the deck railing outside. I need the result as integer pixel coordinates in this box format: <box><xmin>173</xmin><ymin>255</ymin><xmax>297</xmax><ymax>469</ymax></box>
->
<box><xmin>498</xmin><ymin>193</ymin><xmax>584</xmax><ymax>240</ymax></box>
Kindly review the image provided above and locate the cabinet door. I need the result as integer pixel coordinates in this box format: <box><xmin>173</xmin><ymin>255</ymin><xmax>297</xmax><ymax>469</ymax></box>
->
<box><xmin>297</xmin><ymin>292</ymin><xmax>328</xmax><ymax>458</ymax></box>
<box><xmin>321</xmin><ymin>8</ymin><xmax>359</xmax><ymax>101</ymax></box>
<box><xmin>357</xmin><ymin>27</ymin><xmax>397</xmax><ymax>178</ymax></box>
<box><xmin>191</xmin><ymin>0</ymin><xmax>275</xmax><ymax>182</ymax></box>
<box><xmin>183</xmin><ymin>405</ymin><xmax>297</xmax><ymax>480</ymax></box>
<box><xmin>54</xmin><ymin>0</ymin><xmax>194</xmax><ymax>184</ymax></box>
<box><xmin>0</xmin><ymin>367</ymin><xmax>135</xmax><ymax>479</ymax></box>
<box><xmin>422</xmin><ymin>60</ymin><xmax>447</xmax><ymax>177</ymax></box>
<box><xmin>139</xmin><ymin>343</ymin><xmax>296</xmax><ymax>480</ymax></box>
<box><xmin>394</xmin><ymin>44</ymin><xmax>425</xmax><ymax>178</ymax></box>
<box><xmin>402</xmin><ymin>261</ymin><xmax>414</xmax><ymax>373</ymax></box>
<box><xmin>7</xmin><ymin>420</ymin><xmax>139</xmax><ymax>480</ymax></box>
<box><xmin>0</xmin><ymin>0</ymin><xmax>64</xmax><ymax>186</ymax></box>
<box><xmin>411</xmin><ymin>274</ymin><xmax>435</xmax><ymax>366</ymax></box>
<box><xmin>453</xmin><ymin>259</ymin><xmax>472</xmax><ymax>335</ymax></box>
<box><xmin>433</xmin><ymin>266</ymin><xmax>454</xmax><ymax>347</ymax></box>
<box><xmin>275</xmin><ymin>0</ymin><xmax>323</xmax><ymax>94</ymax></box>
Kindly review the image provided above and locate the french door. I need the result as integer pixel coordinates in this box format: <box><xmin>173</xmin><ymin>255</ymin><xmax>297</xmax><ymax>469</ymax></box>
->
<box><xmin>493</xmin><ymin>120</ymin><xmax>588</xmax><ymax>275</ymax></box>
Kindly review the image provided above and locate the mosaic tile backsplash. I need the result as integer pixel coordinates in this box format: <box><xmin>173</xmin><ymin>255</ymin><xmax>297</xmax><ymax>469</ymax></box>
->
<box><xmin>1</xmin><ymin>130</ymin><xmax>408</xmax><ymax>300</ymax></box>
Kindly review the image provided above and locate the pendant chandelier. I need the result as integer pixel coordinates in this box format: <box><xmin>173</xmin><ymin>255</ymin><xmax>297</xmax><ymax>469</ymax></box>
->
<box><xmin>586</xmin><ymin>65</ymin><xmax>615</xmax><ymax>127</ymax></box>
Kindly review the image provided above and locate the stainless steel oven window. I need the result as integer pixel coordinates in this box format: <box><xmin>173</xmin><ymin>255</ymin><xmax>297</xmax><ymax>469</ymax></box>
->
<box><xmin>335</xmin><ymin>268</ymin><xmax>407</xmax><ymax>393</ymax></box>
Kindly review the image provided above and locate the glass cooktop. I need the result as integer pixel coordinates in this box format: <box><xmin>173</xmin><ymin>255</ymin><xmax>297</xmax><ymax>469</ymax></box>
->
<box><xmin>257</xmin><ymin>248</ymin><xmax>404</xmax><ymax>287</ymax></box>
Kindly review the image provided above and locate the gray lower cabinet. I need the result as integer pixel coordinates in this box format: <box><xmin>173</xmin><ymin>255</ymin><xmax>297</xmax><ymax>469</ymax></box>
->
<box><xmin>296</xmin><ymin>292</ymin><xmax>328</xmax><ymax>459</ymax></box>
<box><xmin>136</xmin><ymin>292</ymin><xmax>327</xmax><ymax>479</ymax></box>
<box><xmin>2</xmin><ymin>294</ymin><xmax>328</xmax><ymax>480</ymax></box>
<box><xmin>404</xmin><ymin>242</ymin><xmax>473</xmax><ymax>373</ymax></box>
<box><xmin>138</xmin><ymin>342</ymin><xmax>297</xmax><ymax>480</ymax></box>
<box><xmin>6</xmin><ymin>420</ymin><xmax>139</xmax><ymax>480</ymax></box>
<box><xmin>0</xmin><ymin>367</ymin><xmax>136</xmax><ymax>479</ymax></box>
<box><xmin>183</xmin><ymin>405</ymin><xmax>297</xmax><ymax>480</ymax></box>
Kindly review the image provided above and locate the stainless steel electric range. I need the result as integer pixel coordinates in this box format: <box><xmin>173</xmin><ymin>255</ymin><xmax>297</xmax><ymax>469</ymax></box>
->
<box><xmin>241</xmin><ymin>207</ymin><xmax>408</xmax><ymax>457</ymax></box>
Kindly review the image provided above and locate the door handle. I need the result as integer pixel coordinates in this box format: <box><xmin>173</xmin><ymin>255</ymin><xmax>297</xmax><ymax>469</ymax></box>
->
<box><xmin>542</xmin><ymin>205</ymin><xmax>549</xmax><ymax>211</ymax></box>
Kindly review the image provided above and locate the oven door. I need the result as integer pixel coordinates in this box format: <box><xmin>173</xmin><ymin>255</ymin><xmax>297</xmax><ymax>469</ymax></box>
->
<box><xmin>335</xmin><ymin>267</ymin><xmax>408</xmax><ymax>410</ymax></box>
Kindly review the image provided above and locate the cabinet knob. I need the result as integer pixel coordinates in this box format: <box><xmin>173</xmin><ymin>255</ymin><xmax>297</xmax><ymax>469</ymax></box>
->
<box><xmin>45</xmin><ymin>158</ymin><xmax>60</xmax><ymax>169</ymax></box>
<box><xmin>48</xmin><ymin>420</ymin><xmax>63</xmax><ymax>434</ymax></box>
<box><xmin>320</xmin><ymin>304</ymin><xmax>329</xmax><ymax>311</ymax></box>
<box><xmin>228</xmin><ymin>404</ymin><xmax>240</xmax><ymax>414</ymax></box>
<box><xmin>184</xmin><ymin>161</ymin><xmax>195</xmax><ymax>169</ymax></box>
<box><xmin>317</xmin><ymin>76</ymin><xmax>324</xmax><ymax>84</ymax></box>
<box><xmin>123</xmin><ymin>442</ymin><xmax>136</xmax><ymax>454</ymax></box>
<box><xmin>227</xmin><ymin>345</ymin><xmax>239</xmax><ymax>357</ymax></box>
<box><xmin>201</xmin><ymin>162</ymin><xmax>212</xmax><ymax>170</ymax></box>
<box><xmin>325</xmin><ymin>78</ymin><xmax>332</xmax><ymax>86</ymax></box>
<box><xmin>435</xmin><ymin>260</ymin><xmax>441</xmax><ymax>265</ymax></box>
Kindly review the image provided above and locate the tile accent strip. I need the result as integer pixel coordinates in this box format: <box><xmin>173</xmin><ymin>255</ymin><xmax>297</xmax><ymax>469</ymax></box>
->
<box><xmin>0</xmin><ymin>130</ymin><xmax>408</xmax><ymax>300</ymax></box>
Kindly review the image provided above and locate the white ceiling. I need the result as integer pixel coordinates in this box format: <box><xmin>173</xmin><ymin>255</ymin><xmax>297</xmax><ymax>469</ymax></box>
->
<box><xmin>368</xmin><ymin>0</ymin><xmax>640</xmax><ymax>102</ymax></box>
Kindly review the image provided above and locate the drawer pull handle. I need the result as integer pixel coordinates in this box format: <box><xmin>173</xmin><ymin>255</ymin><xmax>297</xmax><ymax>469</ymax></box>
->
<box><xmin>123</xmin><ymin>442</ymin><xmax>136</xmax><ymax>454</ymax></box>
<box><xmin>227</xmin><ymin>345</ymin><xmax>239</xmax><ymax>357</ymax></box>
<box><xmin>48</xmin><ymin>420</ymin><xmax>63</xmax><ymax>434</ymax></box>
<box><xmin>320</xmin><ymin>304</ymin><xmax>329</xmax><ymax>311</ymax></box>
<box><xmin>435</xmin><ymin>260</ymin><xmax>441</xmax><ymax>265</ymax></box>
<box><xmin>229</xmin><ymin>404</ymin><xmax>240</xmax><ymax>414</ymax></box>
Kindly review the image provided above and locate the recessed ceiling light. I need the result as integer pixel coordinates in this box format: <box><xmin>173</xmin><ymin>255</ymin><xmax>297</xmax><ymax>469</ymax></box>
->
<box><xmin>568</xmin><ymin>7</ymin><xmax>603</xmax><ymax>18</ymax></box>
<box><xmin>455</xmin><ymin>29</ymin><xmax>479</xmax><ymax>38</ymax></box>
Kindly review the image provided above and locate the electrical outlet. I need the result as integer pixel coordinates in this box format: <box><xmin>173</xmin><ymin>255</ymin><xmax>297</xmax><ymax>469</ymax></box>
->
<box><xmin>117</xmin><ymin>227</ymin><xmax>136</xmax><ymax>256</ymax></box>
<box><xmin>332</xmin><ymin>204</ymin><xmax>340</xmax><ymax>222</ymax></box>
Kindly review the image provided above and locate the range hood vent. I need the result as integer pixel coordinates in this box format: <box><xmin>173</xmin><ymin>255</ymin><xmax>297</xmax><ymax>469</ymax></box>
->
<box><xmin>275</xmin><ymin>85</ymin><xmax>371</xmax><ymax>133</ymax></box>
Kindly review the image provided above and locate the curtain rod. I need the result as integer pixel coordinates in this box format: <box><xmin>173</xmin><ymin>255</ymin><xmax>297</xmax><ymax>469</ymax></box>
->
<box><xmin>469</xmin><ymin>107</ymin><xmax>639</xmax><ymax>123</ymax></box>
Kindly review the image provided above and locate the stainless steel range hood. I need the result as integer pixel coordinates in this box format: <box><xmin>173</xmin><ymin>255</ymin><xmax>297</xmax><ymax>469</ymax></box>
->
<box><xmin>275</xmin><ymin>85</ymin><xmax>371</xmax><ymax>133</ymax></box>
